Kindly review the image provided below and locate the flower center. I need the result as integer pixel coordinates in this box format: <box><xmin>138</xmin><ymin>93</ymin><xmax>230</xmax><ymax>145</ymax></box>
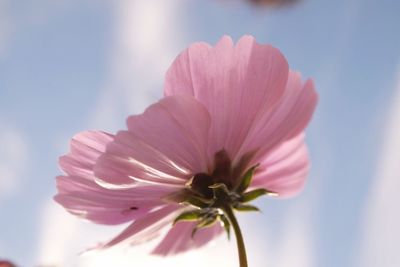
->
<box><xmin>184</xmin><ymin>150</ymin><xmax>251</xmax><ymax>207</ymax></box>
<box><xmin>166</xmin><ymin>150</ymin><xmax>276</xmax><ymax>238</ymax></box>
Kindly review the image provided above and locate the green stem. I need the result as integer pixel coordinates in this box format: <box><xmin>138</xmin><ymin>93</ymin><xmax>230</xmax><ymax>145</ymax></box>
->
<box><xmin>223</xmin><ymin>205</ymin><xmax>248</xmax><ymax>267</ymax></box>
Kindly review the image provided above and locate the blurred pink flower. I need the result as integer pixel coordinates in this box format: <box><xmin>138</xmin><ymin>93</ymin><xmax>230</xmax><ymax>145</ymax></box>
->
<box><xmin>0</xmin><ymin>260</ymin><xmax>17</xmax><ymax>267</ymax></box>
<box><xmin>55</xmin><ymin>35</ymin><xmax>317</xmax><ymax>256</ymax></box>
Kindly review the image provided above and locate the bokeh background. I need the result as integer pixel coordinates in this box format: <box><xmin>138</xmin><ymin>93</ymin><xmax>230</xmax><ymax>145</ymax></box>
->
<box><xmin>1</xmin><ymin>0</ymin><xmax>399</xmax><ymax>266</ymax></box>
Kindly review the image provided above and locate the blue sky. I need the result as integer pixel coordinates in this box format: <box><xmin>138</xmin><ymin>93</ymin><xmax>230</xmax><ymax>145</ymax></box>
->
<box><xmin>1</xmin><ymin>0</ymin><xmax>399</xmax><ymax>266</ymax></box>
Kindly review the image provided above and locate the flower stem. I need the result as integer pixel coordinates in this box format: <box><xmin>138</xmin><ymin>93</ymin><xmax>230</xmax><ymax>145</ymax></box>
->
<box><xmin>222</xmin><ymin>205</ymin><xmax>248</xmax><ymax>267</ymax></box>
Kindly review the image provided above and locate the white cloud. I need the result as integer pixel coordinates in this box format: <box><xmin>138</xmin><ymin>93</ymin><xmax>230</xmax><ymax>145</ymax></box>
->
<box><xmin>77</xmin><ymin>237</ymin><xmax>236</xmax><ymax>267</ymax></box>
<box><xmin>36</xmin><ymin>201</ymin><xmax>80</xmax><ymax>266</ymax></box>
<box><xmin>276</xmin><ymin>205</ymin><xmax>314</xmax><ymax>267</ymax></box>
<box><xmin>242</xmin><ymin>203</ymin><xmax>314</xmax><ymax>267</ymax></box>
<box><xmin>37</xmin><ymin>202</ymin><xmax>237</xmax><ymax>267</ymax></box>
<box><xmin>357</xmin><ymin>65</ymin><xmax>400</xmax><ymax>267</ymax></box>
<box><xmin>89</xmin><ymin>0</ymin><xmax>185</xmax><ymax>130</ymax></box>
<box><xmin>0</xmin><ymin>124</ymin><xmax>29</xmax><ymax>198</ymax></box>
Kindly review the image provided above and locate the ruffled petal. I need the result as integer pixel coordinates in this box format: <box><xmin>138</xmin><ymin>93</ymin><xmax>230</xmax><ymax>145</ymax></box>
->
<box><xmin>238</xmin><ymin>71</ymin><xmax>318</xmax><ymax>163</ymax></box>
<box><xmin>56</xmin><ymin>131</ymin><xmax>174</xmax><ymax>225</ymax></box>
<box><xmin>94</xmin><ymin>95</ymin><xmax>211</xmax><ymax>188</ymax></box>
<box><xmin>59</xmin><ymin>131</ymin><xmax>113</xmax><ymax>179</ymax></box>
<box><xmin>165</xmin><ymin>35</ymin><xmax>289</xmax><ymax>162</ymax></box>
<box><xmin>251</xmin><ymin>133</ymin><xmax>309</xmax><ymax>197</ymax></box>
<box><xmin>152</xmin><ymin>221</ymin><xmax>223</xmax><ymax>256</ymax></box>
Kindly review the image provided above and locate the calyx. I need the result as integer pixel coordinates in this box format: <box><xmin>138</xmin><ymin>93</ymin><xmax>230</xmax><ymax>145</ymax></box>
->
<box><xmin>166</xmin><ymin>150</ymin><xmax>277</xmax><ymax>238</ymax></box>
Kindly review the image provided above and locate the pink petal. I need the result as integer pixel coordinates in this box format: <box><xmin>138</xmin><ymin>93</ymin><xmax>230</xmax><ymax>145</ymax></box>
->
<box><xmin>94</xmin><ymin>95</ymin><xmax>211</xmax><ymax>188</ymax></box>
<box><xmin>152</xmin><ymin>221</ymin><xmax>223</xmax><ymax>256</ymax></box>
<box><xmin>251</xmin><ymin>133</ymin><xmax>309</xmax><ymax>197</ymax></box>
<box><xmin>238</xmin><ymin>71</ymin><xmax>318</xmax><ymax>164</ymax></box>
<box><xmin>59</xmin><ymin>131</ymin><xmax>113</xmax><ymax>179</ymax></box>
<box><xmin>55</xmin><ymin>175</ymin><xmax>174</xmax><ymax>225</ymax></box>
<box><xmin>102</xmin><ymin>205</ymin><xmax>180</xmax><ymax>247</ymax></box>
<box><xmin>56</xmin><ymin>175</ymin><xmax>172</xmax><ymax>199</ymax></box>
<box><xmin>165</xmin><ymin>35</ymin><xmax>289</xmax><ymax>163</ymax></box>
<box><xmin>56</xmin><ymin>131</ymin><xmax>174</xmax><ymax>225</ymax></box>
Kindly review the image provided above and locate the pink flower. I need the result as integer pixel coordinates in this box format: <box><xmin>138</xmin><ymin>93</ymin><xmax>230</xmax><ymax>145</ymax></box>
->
<box><xmin>55</xmin><ymin>35</ymin><xmax>317</xmax><ymax>257</ymax></box>
<box><xmin>0</xmin><ymin>260</ymin><xmax>17</xmax><ymax>267</ymax></box>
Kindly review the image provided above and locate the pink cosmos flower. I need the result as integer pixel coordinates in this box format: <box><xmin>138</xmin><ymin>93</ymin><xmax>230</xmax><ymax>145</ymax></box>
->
<box><xmin>0</xmin><ymin>260</ymin><xmax>17</xmax><ymax>267</ymax></box>
<box><xmin>55</xmin><ymin>35</ymin><xmax>317</xmax><ymax>261</ymax></box>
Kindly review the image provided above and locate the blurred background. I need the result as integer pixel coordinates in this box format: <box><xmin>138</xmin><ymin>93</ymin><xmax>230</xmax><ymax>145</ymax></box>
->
<box><xmin>1</xmin><ymin>0</ymin><xmax>399</xmax><ymax>266</ymax></box>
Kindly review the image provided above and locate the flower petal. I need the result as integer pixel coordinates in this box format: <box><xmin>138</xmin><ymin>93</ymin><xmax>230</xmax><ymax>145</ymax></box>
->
<box><xmin>238</xmin><ymin>71</ymin><xmax>318</xmax><ymax>164</ymax></box>
<box><xmin>55</xmin><ymin>175</ymin><xmax>174</xmax><ymax>225</ymax></box>
<box><xmin>94</xmin><ymin>95</ymin><xmax>211</xmax><ymax>188</ymax></box>
<box><xmin>251</xmin><ymin>133</ymin><xmax>309</xmax><ymax>197</ymax></box>
<box><xmin>102</xmin><ymin>205</ymin><xmax>180</xmax><ymax>247</ymax></box>
<box><xmin>152</xmin><ymin>221</ymin><xmax>223</xmax><ymax>256</ymax></box>
<box><xmin>165</xmin><ymin>35</ymin><xmax>289</xmax><ymax>162</ymax></box>
<box><xmin>59</xmin><ymin>131</ymin><xmax>113</xmax><ymax>179</ymax></box>
<box><xmin>56</xmin><ymin>131</ymin><xmax>173</xmax><ymax>225</ymax></box>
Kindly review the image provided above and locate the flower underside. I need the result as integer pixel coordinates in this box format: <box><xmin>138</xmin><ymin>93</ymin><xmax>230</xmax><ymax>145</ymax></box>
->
<box><xmin>165</xmin><ymin>150</ymin><xmax>278</xmax><ymax>238</ymax></box>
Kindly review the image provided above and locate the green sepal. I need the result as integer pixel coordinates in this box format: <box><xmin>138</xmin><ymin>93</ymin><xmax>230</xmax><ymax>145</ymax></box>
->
<box><xmin>198</xmin><ymin>216</ymin><xmax>218</xmax><ymax>228</ymax></box>
<box><xmin>208</xmin><ymin>183</ymin><xmax>229</xmax><ymax>191</ymax></box>
<box><xmin>240</xmin><ymin>188</ymin><xmax>277</xmax><ymax>203</ymax></box>
<box><xmin>235</xmin><ymin>164</ymin><xmax>259</xmax><ymax>193</ymax></box>
<box><xmin>219</xmin><ymin>214</ymin><xmax>231</xmax><ymax>240</ymax></box>
<box><xmin>191</xmin><ymin>215</ymin><xmax>218</xmax><ymax>238</ymax></box>
<box><xmin>163</xmin><ymin>189</ymin><xmax>213</xmax><ymax>209</ymax></box>
<box><xmin>184</xmin><ymin>195</ymin><xmax>213</xmax><ymax>208</ymax></box>
<box><xmin>173</xmin><ymin>210</ymin><xmax>202</xmax><ymax>225</ymax></box>
<box><xmin>209</xmin><ymin>183</ymin><xmax>230</xmax><ymax>201</ymax></box>
<box><xmin>233</xmin><ymin>204</ymin><xmax>260</xmax><ymax>212</ymax></box>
